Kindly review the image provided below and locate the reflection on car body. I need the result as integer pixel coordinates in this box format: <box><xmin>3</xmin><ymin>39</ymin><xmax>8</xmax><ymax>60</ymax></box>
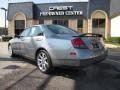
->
<box><xmin>8</xmin><ymin>24</ymin><xmax>108</xmax><ymax>73</ymax></box>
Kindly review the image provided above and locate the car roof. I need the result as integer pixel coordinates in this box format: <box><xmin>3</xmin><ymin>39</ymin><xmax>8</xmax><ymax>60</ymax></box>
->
<box><xmin>25</xmin><ymin>24</ymin><xmax>55</xmax><ymax>29</ymax></box>
<box><xmin>34</xmin><ymin>24</ymin><xmax>56</xmax><ymax>26</ymax></box>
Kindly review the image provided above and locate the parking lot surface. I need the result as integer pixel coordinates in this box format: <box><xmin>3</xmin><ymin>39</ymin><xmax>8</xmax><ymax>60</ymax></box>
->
<box><xmin>0</xmin><ymin>42</ymin><xmax>120</xmax><ymax>90</ymax></box>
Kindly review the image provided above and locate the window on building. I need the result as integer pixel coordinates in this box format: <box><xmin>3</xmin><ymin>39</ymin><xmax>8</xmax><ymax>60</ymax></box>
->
<box><xmin>15</xmin><ymin>20</ymin><xmax>25</xmax><ymax>29</ymax></box>
<box><xmin>77</xmin><ymin>19</ymin><xmax>83</xmax><ymax>28</ymax></box>
<box><xmin>53</xmin><ymin>20</ymin><xmax>68</xmax><ymax>27</ymax></box>
<box><xmin>39</xmin><ymin>20</ymin><xmax>44</xmax><ymax>24</ymax></box>
<box><xmin>92</xmin><ymin>19</ymin><xmax>105</xmax><ymax>28</ymax></box>
<box><xmin>15</xmin><ymin>20</ymin><xmax>25</xmax><ymax>35</ymax></box>
<box><xmin>77</xmin><ymin>19</ymin><xmax>83</xmax><ymax>32</ymax></box>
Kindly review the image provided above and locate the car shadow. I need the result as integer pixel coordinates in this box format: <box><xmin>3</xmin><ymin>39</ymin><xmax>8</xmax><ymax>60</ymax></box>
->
<box><xmin>52</xmin><ymin>67</ymin><xmax>86</xmax><ymax>78</ymax></box>
<box><xmin>36</xmin><ymin>62</ymin><xmax>120</xmax><ymax>90</ymax></box>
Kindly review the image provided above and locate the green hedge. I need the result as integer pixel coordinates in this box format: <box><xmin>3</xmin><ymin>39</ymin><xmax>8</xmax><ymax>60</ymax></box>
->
<box><xmin>105</xmin><ymin>37</ymin><xmax>120</xmax><ymax>44</ymax></box>
<box><xmin>2</xmin><ymin>36</ymin><xmax>13</xmax><ymax>41</ymax></box>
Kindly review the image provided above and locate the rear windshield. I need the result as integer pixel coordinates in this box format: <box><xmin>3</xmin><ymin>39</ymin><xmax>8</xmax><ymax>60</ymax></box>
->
<box><xmin>45</xmin><ymin>25</ymin><xmax>78</xmax><ymax>35</ymax></box>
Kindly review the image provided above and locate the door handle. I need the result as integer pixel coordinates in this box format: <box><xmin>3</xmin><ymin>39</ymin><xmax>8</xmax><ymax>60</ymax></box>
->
<box><xmin>21</xmin><ymin>39</ymin><xmax>25</xmax><ymax>41</ymax></box>
<box><xmin>36</xmin><ymin>38</ymin><xmax>42</xmax><ymax>41</ymax></box>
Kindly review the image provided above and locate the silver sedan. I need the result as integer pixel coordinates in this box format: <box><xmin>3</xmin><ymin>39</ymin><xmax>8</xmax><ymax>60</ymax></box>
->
<box><xmin>8</xmin><ymin>24</ymin><xmax>108</xmax><ymax>73</ymax></box>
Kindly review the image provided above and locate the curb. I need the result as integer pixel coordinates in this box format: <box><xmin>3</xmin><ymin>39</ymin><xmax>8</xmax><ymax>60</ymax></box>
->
<box><xmin>105</xmin><ymin>44</ymin><xmax>120</xmax><ymax>48</ymax></box>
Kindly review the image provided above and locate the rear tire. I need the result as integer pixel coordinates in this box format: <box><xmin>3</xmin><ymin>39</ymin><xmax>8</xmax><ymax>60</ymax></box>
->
<box><xmin>36</xmin><ymin>50</ymin><xmax>53</xmax><ymax>74</ymax></box>
<box><xmin>8</xmin><ymin>45</ymin><xmax>16</xmax><ymax>57</ymax></box>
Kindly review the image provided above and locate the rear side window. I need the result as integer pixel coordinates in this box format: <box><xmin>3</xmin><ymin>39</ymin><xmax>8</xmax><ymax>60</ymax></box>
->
<box><xmin>46</xmin><ymin>25</ymin><xmax>78</xmax><ymax>35</ymax></box>
<box><xmin>29</xmin><ymin>27</ymin><xmax>42</xmax><ymax>36</ymax></box>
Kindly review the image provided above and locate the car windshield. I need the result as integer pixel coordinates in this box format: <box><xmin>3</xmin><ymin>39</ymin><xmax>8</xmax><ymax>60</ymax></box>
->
<box><xmin>45</xmin><ymin>25</ymin><xmax>78</xmax><ymax>35</ymax></box>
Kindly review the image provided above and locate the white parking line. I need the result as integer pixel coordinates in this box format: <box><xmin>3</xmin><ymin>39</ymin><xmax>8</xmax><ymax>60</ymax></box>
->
<box><xmin>106</xmin><ymin>59</ymin><xmax>120</xmax><ymax>64</ymax></box>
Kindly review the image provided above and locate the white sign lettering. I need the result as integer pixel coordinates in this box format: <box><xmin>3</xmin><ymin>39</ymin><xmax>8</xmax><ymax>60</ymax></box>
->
<box><xmin>40</xmin><ymin>11</ymin><xmax>65</xmax><ymax>16</ymax></box>
<box><xmin>40</xmin><ymin>6</ymin><xmax>83</xmax><ymax>16</ymax></box>
<box><xmin>49</xmin><ymin>6</ymin><xmax>73</xmax><ymax>11</ymax></box>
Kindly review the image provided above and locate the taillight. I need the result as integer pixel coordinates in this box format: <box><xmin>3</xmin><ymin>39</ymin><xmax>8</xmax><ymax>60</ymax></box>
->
<box><xmin>71</xmin><ymin>38</ymin><xmax>87</xmax><ymax>49</ymax></box>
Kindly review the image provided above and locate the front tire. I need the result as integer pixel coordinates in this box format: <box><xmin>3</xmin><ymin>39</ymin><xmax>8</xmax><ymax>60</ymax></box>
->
<box><xmin>8</xmin><ymin>45</ymin><xmax>16</xmax><ymax>57</ymax></box>
<box><xmin>36</xmin><ymin>50</ymin><xmax>53</xmax><ymax>74</ymax></box>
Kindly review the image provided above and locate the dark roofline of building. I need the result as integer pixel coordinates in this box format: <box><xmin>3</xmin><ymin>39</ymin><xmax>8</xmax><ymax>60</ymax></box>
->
<box><xmin>8</xmin><ymin>2</ymin><xmax>34</xmax><ymax>4</ymax></box>
<box><xmin>111</xmin><ymin>12</ymin><xmax>120</xmax><ymax>18</ymax></box>
<box><xmin>36</xmin><ymin>1</ymin><xmax>87</xmax><ymax>5</ymax></box>
<box><xmin>8</xmin><ymin>1</ymin><xmax>88</xmax><ymax>5</ymax></box>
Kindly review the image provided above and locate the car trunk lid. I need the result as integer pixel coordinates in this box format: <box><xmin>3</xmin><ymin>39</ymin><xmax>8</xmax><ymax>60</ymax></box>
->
<box><xmin>73</xmin><ymin>33</ymin><xmax>104</xmax><ymax>51</ymax></box>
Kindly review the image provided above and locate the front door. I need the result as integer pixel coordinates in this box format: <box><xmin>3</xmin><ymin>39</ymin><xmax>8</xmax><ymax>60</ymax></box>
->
<box><xmin>19</xmin><ymin>28</ymin><xmax>31</xmax><ymax>56</ymax></box>
<box><xmin>21</xmin><ymin>26</ymin><xmax>44</xmax><ymax>59</ymax></box>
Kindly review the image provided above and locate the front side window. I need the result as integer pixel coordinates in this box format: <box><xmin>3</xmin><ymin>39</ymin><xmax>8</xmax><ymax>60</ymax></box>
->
<box><xmin>53</xmin><ymin>20</ymin><xmax>68</xmax><ymax>27</ymax></box>
<box><xmin>92</xmin><ymin>19</ymin><xmax>105</xmax><ymax>28</ymax></box>
<box><xmin>20</xmin><ymin>28</ymin><xmax>31</xmax><ymax>37</ymax></box>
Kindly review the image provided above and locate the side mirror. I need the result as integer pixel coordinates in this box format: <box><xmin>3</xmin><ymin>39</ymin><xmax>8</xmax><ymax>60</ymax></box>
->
<box><xmin>14</xmin><ymin>34</ymin><xmax>20</xmax><ymax>38</ymax></box>
<box><xmin>38</xmin><ymin>33</ymin><xmax>44</xmax><ymax>36</ymax></box>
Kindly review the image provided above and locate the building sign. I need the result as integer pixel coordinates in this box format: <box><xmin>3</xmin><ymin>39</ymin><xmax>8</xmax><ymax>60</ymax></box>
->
<box><xmin>40</xmin><ymin>6</ymin><xmax>83</xmax><ymax>16</ymax></box>
<box><xmin>49</xmin><ymin>6</ymin><xmax>73</xmax><ymax>11</ymax></box>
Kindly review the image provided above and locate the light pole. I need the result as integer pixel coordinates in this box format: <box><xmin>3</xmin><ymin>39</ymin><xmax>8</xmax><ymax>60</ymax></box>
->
<box><xmin>87</xmin><ymin>0</ymin><xmax>90</xmax><ymax>33</ymax></box>
<box><xmin>87</xmin><ymin>0</ymin><xmax>90</xmax><ymax>19</ymax></box>
<box><xmin>1</xmin><ymin>7</ymin><xmax>8</xmax><ymax>35</ymax></box>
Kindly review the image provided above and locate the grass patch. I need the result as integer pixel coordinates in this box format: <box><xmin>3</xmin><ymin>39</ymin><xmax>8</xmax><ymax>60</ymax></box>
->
<box><xmin>105</xmin><ymin>37</ymin><xmax>120</xmax><ymax>45</ymax></box>
<box><xmin>2</xmin><ymin>36</ymin><xmax>13</xmax><ymax>42</ymax></box>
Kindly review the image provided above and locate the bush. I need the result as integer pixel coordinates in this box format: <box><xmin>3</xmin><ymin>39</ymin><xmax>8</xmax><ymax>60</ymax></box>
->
<box><xmin>105</xmin><ymin>37</ymin><xmax>120</xmax><ymax>44</ymax></box>
<box><xmin>2</xmin><ymin>36</ymin><xmax>13</xmax><ymax>42</ymax></box>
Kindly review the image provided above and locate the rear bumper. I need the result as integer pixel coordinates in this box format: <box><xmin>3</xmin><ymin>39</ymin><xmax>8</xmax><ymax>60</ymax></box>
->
<box><xmin>53</xmin><ymin>50</ymin><xmax>108</xmax><ymax>67</ymax></box>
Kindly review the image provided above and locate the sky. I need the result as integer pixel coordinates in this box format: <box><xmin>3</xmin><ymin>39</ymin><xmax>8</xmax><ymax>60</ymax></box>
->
<box><xmin>0</xmin><ymin>0</ymin><xmax>88</xmax><ymax>27</ymax></box>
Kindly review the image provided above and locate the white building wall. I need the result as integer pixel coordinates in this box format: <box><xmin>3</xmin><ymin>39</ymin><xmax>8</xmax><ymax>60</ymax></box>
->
<box><xmin>111</xmin><ymin>15</ymin><xmax>120</xmax><ymax>37</ymax></box>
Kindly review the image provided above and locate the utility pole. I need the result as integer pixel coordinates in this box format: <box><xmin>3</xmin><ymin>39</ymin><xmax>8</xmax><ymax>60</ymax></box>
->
<box><xmin>1</xmin><ymin>8</ymin><xmax>8</xmax><ymax>35</ymax></box>
<box><xmin>87</xmin><ymin>0</ymin><xmax>90</xmax><ymax>19</ymax></box>
<box><xmin>87</xmin><ymin>0</ymin><xmax>90</xmax><ymax>33</ymax></box>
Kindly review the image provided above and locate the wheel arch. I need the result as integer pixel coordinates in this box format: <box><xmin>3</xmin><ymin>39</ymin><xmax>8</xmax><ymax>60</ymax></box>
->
<box><xmin>8</xmin><ymin>43</ymin><xmax>11</xmax><ymax>49</ymax></box>
<box><xmin>35</xmin><ymin>47</ymin><xmax>50</xmax><ymax>60</ymax></box>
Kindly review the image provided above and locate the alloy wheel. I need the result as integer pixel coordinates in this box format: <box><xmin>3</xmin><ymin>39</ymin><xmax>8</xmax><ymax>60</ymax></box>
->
<box><xmin>37</xmin><ymin>51</ymin><xmax>49</xmax><ymax>72</ymax></box>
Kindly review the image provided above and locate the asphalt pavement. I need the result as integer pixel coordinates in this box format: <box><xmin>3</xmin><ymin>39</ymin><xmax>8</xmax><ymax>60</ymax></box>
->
<box><xmin>0</xmin><ymin>42</ymin><xmax>120</xmax><ymax>90</ymax></box>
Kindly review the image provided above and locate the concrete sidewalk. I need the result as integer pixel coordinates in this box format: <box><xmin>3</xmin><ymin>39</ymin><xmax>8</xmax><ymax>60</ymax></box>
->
<box><xmin>105</xmin><ymin>43</ymin><xmax>120</xmax><ymax>49</ymax></box>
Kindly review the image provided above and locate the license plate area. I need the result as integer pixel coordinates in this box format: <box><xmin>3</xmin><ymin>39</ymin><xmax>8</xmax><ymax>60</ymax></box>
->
<box><xmin>92</xmin><ymin>37</ymin><xmax>101</xmax><ymax>50</ymax></box>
